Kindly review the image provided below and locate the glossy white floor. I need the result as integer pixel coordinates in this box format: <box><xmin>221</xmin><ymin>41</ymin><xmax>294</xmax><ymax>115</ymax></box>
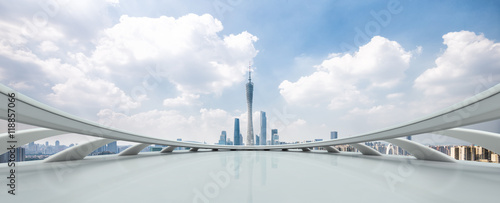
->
<box><xmin>1</xmin><ymin>150</ymin><xmax>499</xmax><ymax>202</ymax></box>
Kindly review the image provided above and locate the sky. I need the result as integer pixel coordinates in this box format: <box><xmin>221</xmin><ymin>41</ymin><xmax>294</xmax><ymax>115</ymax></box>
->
<box><xmin>1</xmin><ymin>0</ymin><xmax>500</xmax><ymax>146</ymax></box>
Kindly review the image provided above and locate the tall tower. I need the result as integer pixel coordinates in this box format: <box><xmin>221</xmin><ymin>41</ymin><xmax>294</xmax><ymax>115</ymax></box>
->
<box><xmin>246</xmin><ymin>64</ymin><xmax>254</xmax><ymax>145</ymax></box>
<box><xmin>260</xmin><ymin>111</ymin><xmax>267</xmax><ymax>145</ymax></box>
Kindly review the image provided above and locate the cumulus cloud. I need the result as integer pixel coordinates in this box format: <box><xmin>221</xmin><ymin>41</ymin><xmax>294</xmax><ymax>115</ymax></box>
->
<box><xmin>163</xmin><ymin>93</ymin><xmax>201</xmax><ymax>107</ymax></box>
<box><xmin>0</xmin><ymin>12</ymin><xmax>259</xmax><ymax>120</ymax></box>
<box><xmin>92</xmin><ymin>14</ymin><xmax>259</xmax><ymax>95</ymax></box>
<box><xmin>8</xmin><ymin>81</ymin><xmax>34</xmax><ymax>90</ymax></box>
<box><xmin>38</xmin><ymin>40</ymin><xmax>59</xmax><ymax>52</ymax></box>
<box><xmin>279</xmin><ymin>36</ymin><xmax>412</xmax><ymax>110</ymax></box>
<box><xmin>414</xmin><ymin>31</ymin><xmax>500</xmax><ymax>99</ymax></box>
<box><xmin>48</xmin><ymin>77</ymin><xmax>141</xmax><ymax>111</ymax></box>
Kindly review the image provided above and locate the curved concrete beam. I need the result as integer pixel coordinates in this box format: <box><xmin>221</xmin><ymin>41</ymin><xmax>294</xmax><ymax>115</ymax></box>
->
<box><xmin>2</xmin><ymin>82</ymin><xmax>500</xmax><ymax>151</ymax></box>
<box><xmin>44</xmin><ymin>138</ymin><xmax>116</xmax><ymax>162</ymax></box>
<box><xmin>350</xmin><ymin>143</ymin><xmax>382</xmax><ymax>156</ymax></box>
<box><xmin>119</xmin><ymin>143</ymin><xmax>151</xmax><ymax>156</ymax></box>
<box><xmin>0</xmin><ymin>128</ymin><xmax>66</xmax><ymax>154</ymax></box>
<box><xmin>324</xmin><ymin>146</ymin><xmax>340</xmax><ymax>153</ymax></box>
<box><xmin>434</xmin><ymin>128</ymin><xmax>500</xmax><ymax>155</ymax></box>
<box><xmin>385</xmin><ymin>138</ymin><xmax>456</xmax><ymax>162</ymax></box>
<box><xmin>160</xmin><ymin>146</ymin><xmax>177</xmax><ymax>153</ymax></box>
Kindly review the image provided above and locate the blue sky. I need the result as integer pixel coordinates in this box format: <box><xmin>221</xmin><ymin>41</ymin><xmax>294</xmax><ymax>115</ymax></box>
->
<box><xmin>1</xmin><ymin>0</ymin><xmax>500</xmax><ymax>146</ymax></box>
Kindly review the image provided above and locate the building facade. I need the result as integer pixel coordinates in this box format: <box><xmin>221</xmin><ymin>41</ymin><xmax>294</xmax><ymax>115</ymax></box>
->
<box><xmin>234</xmin><ymin>118</ymin><xmax>241</xmax><ymax>145</ymax></box>
<box><xmin>260</xmin><ymin>111</ymin><xmax>267</xmax><ymax>145</ymax></box>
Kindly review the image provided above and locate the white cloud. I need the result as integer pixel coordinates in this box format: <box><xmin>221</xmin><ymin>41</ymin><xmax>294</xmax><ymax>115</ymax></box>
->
<box><xmin>279</xmin><ymin>36</ymin><xmax>412</xmax><ymax>110</ymax></box>
<box><xmin>163</xmin><ymin>93</ymin><xmax>201</xmax><ymax>107</ymax></box>
<box><xmin>8</xmin><ymin>81</ymin><xmax>34</xmax><ymax>90</ymax></box>
<box><xmin>414</xmin><ymin>31</ymin><xmax>500</xmax><ymax>99</ymax></box>
<box><xmin>38</xmin><ymin>41</ymin><xmax>59</xmax><ymax>52</ymax></box>
<box><xmin>386</xmin><ymin>93</ymin><xmax>403</xmax><ymax>99</ymax></box>
<box><xmin>48</xmin><ymin>77</ymin><xmax>141</xmax><ymax>111</ymax></box>
<box><xmin>0</xmin><ymin>13</ymin><xmax>258</xmax><ymax>116</ymax></box>
<box><xmin>105</xmin><ymin>0</ymin><xmax>119</xmax><ymax>6</ymax></box>
<box><xmin>92</xmin><ymin>14</ymin><xmax>258</xmax><ymax>95</ymax></box>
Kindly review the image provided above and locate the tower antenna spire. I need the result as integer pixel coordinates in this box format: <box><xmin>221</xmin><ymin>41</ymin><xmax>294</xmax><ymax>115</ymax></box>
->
<box><xmin>248</xmin><ymin>62</ymin><xmax>252</xmax><ymax>82</ymax></box>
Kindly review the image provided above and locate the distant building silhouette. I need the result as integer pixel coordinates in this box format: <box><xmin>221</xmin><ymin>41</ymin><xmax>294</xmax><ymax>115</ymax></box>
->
<box><xmin>271</xmin><ymin>129</ymin><xmax>279</xmax><ymax>145</ymax></box>
<box><xmin>331</xmin><ymin>131</ymin><xmax>338</xmax><ymax>139</ymax></box>
<box><xmin>234</xmin><ymin>118</ymin><xmax>241</xmax><ymax>145</ymax></box>
<box><xmin>219</xmin><ymin>131</ymin><xmax>227</xmax><ymax>145</ymax></box>
<box><xmin>260</xmin><ymin>111</ymin><xmax>267</xmax><ymax>145</ymax></box>
<box><xmin>0</xmin><ymin>147</ymin><xmax>25</xmax><ymax>163</ymax></box>
<box><xmin>107</xmin><ymin>141</ymin><xmax>118</xmax><ymax>153</ymax></box>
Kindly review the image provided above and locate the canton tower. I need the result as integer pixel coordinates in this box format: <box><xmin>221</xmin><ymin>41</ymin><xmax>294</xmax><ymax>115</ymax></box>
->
<box><xmin>246</xmin><ymin>64</ymin><xmax>254</xmax><ymax>145</ymax></box>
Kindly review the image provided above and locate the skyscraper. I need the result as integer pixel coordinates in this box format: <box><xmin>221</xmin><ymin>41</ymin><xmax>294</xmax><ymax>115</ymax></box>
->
<box><xmin>219</xmin><ymin>131</ymin><xmax>227</xmax><ymax>145</ymax></box>
<box><xmin>234</xmin><ymin>118</ymin><xmax>241</xmax><ymax>145</ymax></box>
<box><xmin>271</xmin><ymin>129</ymin><xmax>278</xmax><ymax>145</ymax></box>
<box><xmin>107</xmin><ymin>141</ymin><xmax>118</xmax><ymax>153</ymax></box>
<box><xmin>260</xmin><ymin>111</ymin><xmax>267</xmax><ymax>145</ymax></box>
<box><xmin>331</xmin><ymin>131</ymin><xmax>338</xmax><ymax>139</ymax></box>
<box><xmin>246</xmin><ymin>65</ymin><xmax>254</xmax><ymax>145</ymax></box>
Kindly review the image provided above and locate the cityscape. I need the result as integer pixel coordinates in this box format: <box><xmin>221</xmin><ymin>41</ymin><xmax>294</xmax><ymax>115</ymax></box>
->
<box><xmin>2</xmin><ymin>131</ymin><xmax>498</xmax><ymax>164</ymax></box>
<box><xmin>1</xmin><ymin>63</ymin><xmax>499</xmax><ymax>164</ymax></box>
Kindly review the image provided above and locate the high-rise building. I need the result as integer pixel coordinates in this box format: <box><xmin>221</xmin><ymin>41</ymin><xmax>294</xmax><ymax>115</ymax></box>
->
<box><xmin>0</xmin><ymin>147</ymin><xmax>25</xmax><ymax>163</ymax></box>
<box><xmin>256</xmin><ymin>135</ymin><xmax>260</xmax><ymax>146</ymax></box>
<box><xmin>271</xmin><ymin>129</ymin><xmax>279</xmax><ymax>145</ymax></box>
<box><xmin>407</xmin><ymin>136</ymin><xmax>412</xmax><ymax>140</ymax></box>
<box><xmin>246</xmin><ymin>65</ymin><xmax>254</xmax><ymax>145</ymax></box>
<box><xmin>45</xmin><ymin>141</ymin><xmax>49</xmax><ymax>146</ymax></box>
<box><xmin>55</xmin><ymin>140</ymin><xmax>60</xmax><ymax>147</ymax></box>
<box><xmin>330</xmin><ymin>131</ymin><xmax>338</xmax><ymax>139</ymax></box>
<box><xmin>234</xmin><ymin>118</ymin><xmax>241</xmax><ymax>145</ymax></box>
<box><xmin>219</xmin><ymin>131</ymin><xmax>227</xmax><ymax>145</ymax></box>
<box><xmin>260</xmin><ymin>111</ymin><xmax>267</xmax><ymax>145</ymax></box>
<box><xmin>226</xmin><ymin>138</ymin><xmax>233</xmax><ymax>146</ymax></box>
<box><xmin>239</xmin><ymin>133</ymin><xmax>243</xmax><ymax>145</ymax></box>
<box><xmin>107</xmin><ymin>141</ymin><xmax>118</xmax><ymax>153</ymax></box>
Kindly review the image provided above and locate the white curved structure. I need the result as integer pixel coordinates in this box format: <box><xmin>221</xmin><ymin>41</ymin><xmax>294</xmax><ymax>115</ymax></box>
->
<box><xmin>324</xmin><ymin>146</ymin><xmax>340</xmax><ymax>153</ymax></box>
<box><xmin>434</xmin><ymin>128</ymin><xmax>500</xmax><ymax>154</ymax></box>
<box><xmin>0</xmin><ymin>128</ymin><xmax>66</xmax><ymax>154</ymax></box>
<box><xmin>1</xmin><ymin>82</ymin><xmax>500</xmax><ymax>201</ymax></box>
<box><xmin>118</xmin><ymin>143</ymin><xmax>152</xmax><ymax>156</ymax></box>
<box><xmin>0</xmin><ymin>83</ymin><xmax>499</xmax><ymax>160</ymax></box>
<box><xmin>386</xmin><ymin>138</ymin><xmax>456</xmax><ymax>162</ymax></box>
<box><xmin>44</xmin><ymin>138</ymin><xmax>116</xmax><ymax>162</ymax></box>
<box><xmin>350</xmin><ymin>143</ymin><xmax>382</xmax><ymax>156</ymax></box>
<box><xmin>160</xmin><ymin>145</ymin><xmax>177</xmax><ymax>153</ymax></box>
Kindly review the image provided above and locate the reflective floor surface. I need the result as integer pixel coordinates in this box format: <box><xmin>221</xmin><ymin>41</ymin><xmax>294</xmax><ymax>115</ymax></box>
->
<box><xmin>1</xmin><ymin>150</ymin><xmax>499</xmax><ymax>202</ymax></box>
